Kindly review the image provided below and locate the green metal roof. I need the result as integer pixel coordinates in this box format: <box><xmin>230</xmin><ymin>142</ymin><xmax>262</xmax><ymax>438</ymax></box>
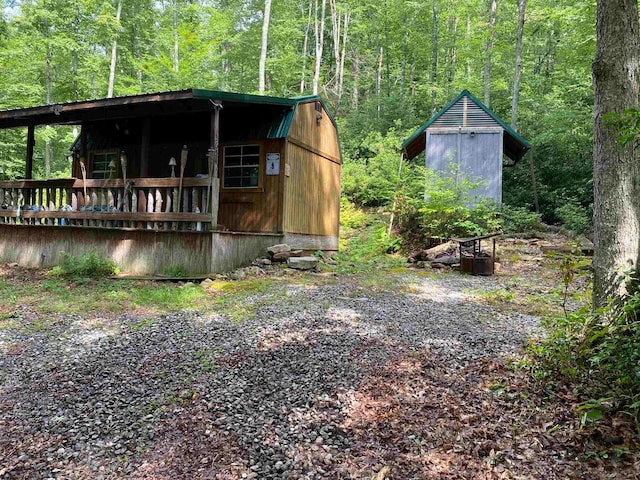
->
<box><xmin>191</xmin><ymin>89</ymin><xmax>338</xmax><ymax>137</ymax></box>
<box><xmin>402</xmin><ymin>89</ymin><xmax>531</xmax><ymax>162</ymax></box>
<box><xmin>0</xmin><ymin>88</ymin><xmax>338</xmax><ymax>137</ymax></box>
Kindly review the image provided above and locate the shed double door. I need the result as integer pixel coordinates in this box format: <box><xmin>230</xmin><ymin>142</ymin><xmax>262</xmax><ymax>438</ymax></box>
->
<box><xmin>425</xmin><ymin>129</ymin><xmax>504</xmax><ymax>204</ymax></box>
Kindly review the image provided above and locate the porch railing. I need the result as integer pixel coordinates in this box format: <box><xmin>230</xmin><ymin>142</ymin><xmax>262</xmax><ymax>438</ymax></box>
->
<box><xmin>0</xmin><ymin>177</ymin><xmax>219</xmax><ymax>232</ymax></box>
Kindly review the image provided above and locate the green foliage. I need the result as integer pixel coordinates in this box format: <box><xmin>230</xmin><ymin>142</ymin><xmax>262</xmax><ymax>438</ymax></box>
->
<box><xmin>555</xmin><ymin>199</ymin><xmax>592</xmax><ymax>234</ymax></box>
<box><xmin>501</xmin><ymin>205</ymin><xmax>543</xmax><ymax>233</ymax></box>
<box><xmin>51</xmin><ymin>252</ymin><xmax>118</xmax><ymax>279</ymax></box>
<box><xmin>533</xmin><ymin>290</ymin><xmax>640</xmax><ymax>427</ymax></box>
<box><xmin>341</xmin><ymin>125</ymin><xmax>410</xmax><ymax>207</ymax></box>
<box><xmin>396</xmin><ymin>165</ymin><xmax>503</xmax><ymax>241</ymax></box>
<box><xmin>164</xmin><ymin>265</ymin><xmax>188</xmax><ymax>278</ymax></box>
<box><xmin>336</xmin><ymin>201</ymin><xmax>404</xmax><ymax>273</ymax></box>
<box><xmin>339</xmin><ymin>197</ymin><xmax>370</xmax><ymax>229</ymax></box>
<box><xmin>604</xmin><ymin>108</ymin><xmax>640</xmax><ymax>147</ymax></box>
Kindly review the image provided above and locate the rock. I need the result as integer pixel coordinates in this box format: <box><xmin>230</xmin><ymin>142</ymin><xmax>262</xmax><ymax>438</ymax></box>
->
<box><xmin>267</xmin><ymin>244</ymin><xmax>291</xmax><ymax>256</ymax></box>
<box><xmin>272</xmin><ymin>250</ymin><xmax>304</xmax><ymax>262</ymax></box>
<box><xmin>228</xmin><ymin>270</ymin><xmax>246</xmax><ymax>280</ymax></box>
<box><xmin>431</xmin><ymin>255</ymin><xmax>458</xmax><ymax>265</ymax></box>
<box><xmin>254</xmin><ymin>258</ymin><xmax>272</xmax><ymax>266</ymax></box>
<box><xmin>8</xmin><ymin>262</ymin><xmax>19</xmax><ymax>267</ymax></box>
<box><xmin>244</xmin><ymin>266</ymin><xmax>264</xmax><ymax>276</ymax></box>
<box><xmin>200</xmin><ymin>278</ymin><xmax>214</xmax><ymax>288</ymax></box>
<box><xmin>287</xmin><ymin>257</ymin><xmax>319</xmax><ymax>270</ymax></box>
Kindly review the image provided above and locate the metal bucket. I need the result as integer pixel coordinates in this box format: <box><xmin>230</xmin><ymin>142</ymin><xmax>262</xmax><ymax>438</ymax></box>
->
<box><xmin>472</xmin><ymin>256</ymin><xmax>494</xmax><ymax>276</ymax></box>
<box><xmin>460</xmin><ymin>257</ymin><xmax>473</xmax><ymax>274</ymax></box>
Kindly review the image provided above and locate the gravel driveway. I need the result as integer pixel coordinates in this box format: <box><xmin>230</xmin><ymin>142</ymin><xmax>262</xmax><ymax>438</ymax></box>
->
<box><xmin>0</xmin><ymin>272</ymin><xmax>564</xmax><ymax>479</ymax></box>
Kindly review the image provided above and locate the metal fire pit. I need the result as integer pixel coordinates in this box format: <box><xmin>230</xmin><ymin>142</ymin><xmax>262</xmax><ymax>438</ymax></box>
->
<box><xmin>452</xmin><ymin>233</ymin><xmax>500</xmax><ymax>276</ymax></box>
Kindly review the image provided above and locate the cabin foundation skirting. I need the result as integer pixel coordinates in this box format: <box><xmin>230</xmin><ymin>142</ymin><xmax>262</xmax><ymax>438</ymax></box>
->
<box><xmin>0</xmin><ymin>226</ymin><xmax>338</xmax><ymax>275</ymax></box>
<box><xmin>0</xmin><ymin>225</ymin><xmax>214</xmax><ymax>275</ymax></box>
<box><xmin>282</xmin><ymin>233</ymin><xmax>339</xmax><ymax>252</ymax></box>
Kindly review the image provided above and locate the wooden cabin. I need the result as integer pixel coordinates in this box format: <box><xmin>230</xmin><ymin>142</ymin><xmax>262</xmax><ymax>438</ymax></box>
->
<box><xmin>402</xmin><ymin>90</ymin><xmax>530</xmax><ymax>203</ymax></box>
<box><xmin>0</xmin><ymin>89</ymin><xmax>341</xmax><ymax>275</ymax></box>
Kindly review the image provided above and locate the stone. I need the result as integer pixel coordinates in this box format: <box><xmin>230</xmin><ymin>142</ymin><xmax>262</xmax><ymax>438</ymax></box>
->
<box><xmin>267</xmin><ymin>244</ymin><xmax>291</xmax><ymax>256</ymax></box>
<box><xmin>254</xmin><ymin>258</ymin><xmax>272</xmax><ymax>266</ymax></box>
<box><xmin>432</xmin><ymin>255</ymin><xmax>458</xmax><ymax>265</ymax></box>
<box><xmin>272</xmin><ymin>250</ymin><xmax>304</xmax><ymax>262</ymax></box>
<box><xmin>240</xmin><ymin>266</ymin><xmax>264</xmax><ymax>276</ymax></box>
<box><xmin>287</xmin><ymin>256</ymin><xmax>319</xmax><ymax>270</ymax></box>
<box><xmin>200</xmin><ymin>278</ymin><xmax>214</xmax><ymax>288</ymax></box>
<box><xmin>228</xmin><ymin>270</ymin><xmax>246</xmax><ymax>280</ymax></box>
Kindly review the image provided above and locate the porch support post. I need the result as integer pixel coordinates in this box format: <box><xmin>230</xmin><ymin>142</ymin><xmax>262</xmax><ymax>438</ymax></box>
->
<box><xmin>80</xmin><ymin>125</ymin><xmax>88</xmax><ymax>164</ymax></box>
<box><xmin>25</xmin><ymin>124</ymin><xmax>35</xmax><ymax>179</ymax></box>
<box><xmin>140</xmin><ymin>117</ymin><xmax>151</xmax><ymax>177</ymax></box>
<box><xmin>209</xmin><ymin>102</ymin><xmax>222</xmax><ymax>229</ymax></box>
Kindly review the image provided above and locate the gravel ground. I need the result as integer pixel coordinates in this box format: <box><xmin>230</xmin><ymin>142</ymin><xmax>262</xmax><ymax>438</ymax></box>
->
<box><xmin>0</xmin><ymin>272</ymin><xmax>628</xmax><ymax>479</ymax></box>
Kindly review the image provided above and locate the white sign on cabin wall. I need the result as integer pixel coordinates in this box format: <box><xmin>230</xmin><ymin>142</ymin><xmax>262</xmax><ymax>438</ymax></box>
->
<box><xmin>266</xmin><ymin>153</ymin><xmax>280</xmax><ymax>175</ymax></box>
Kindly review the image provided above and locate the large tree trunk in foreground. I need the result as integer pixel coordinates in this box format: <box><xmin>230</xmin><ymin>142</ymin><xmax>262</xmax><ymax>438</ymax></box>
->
<box><xmin>592</xmin><ymin>0</ymin><xmax>639</xmax><ymax>307</ymax></box>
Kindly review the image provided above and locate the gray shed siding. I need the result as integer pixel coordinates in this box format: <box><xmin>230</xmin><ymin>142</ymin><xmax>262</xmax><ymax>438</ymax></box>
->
<box><xmin>426</xmin><ymin>129</ymin><xmax>503</xmax><ymax>203</ymax></box>
<box><xmin>425</xmin><ymin>95</ymin><xmax>505</xmax><ymax>204</ymax></box>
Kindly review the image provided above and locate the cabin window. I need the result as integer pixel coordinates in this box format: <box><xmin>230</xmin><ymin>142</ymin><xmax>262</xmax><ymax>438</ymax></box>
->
<box><xmin>223</xmin><ymin>145</ymin><xmax>260</xmax><ymax>188</ymax></box>
<box><xmin>91</xmin><ymin>151</ymin><xmax>119</xmax><ymax>179</ymax></box>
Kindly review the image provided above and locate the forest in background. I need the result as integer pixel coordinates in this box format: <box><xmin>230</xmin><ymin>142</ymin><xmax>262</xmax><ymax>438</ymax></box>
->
<box><xmin>0</xmin><ymin>0</ymin><xmax>595</xmax><ymax>227</ymax></box>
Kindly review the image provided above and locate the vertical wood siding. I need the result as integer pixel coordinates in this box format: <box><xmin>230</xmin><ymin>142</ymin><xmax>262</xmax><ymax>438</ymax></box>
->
<box><xmin>284</xmin><ymin>142</ymin><xmax>340</xmax><ymax>236</ymax></box>
<box><xmin>288</xmin><ymin>102</ymin><xmax>341</xmax><ymax>162</ymax></box>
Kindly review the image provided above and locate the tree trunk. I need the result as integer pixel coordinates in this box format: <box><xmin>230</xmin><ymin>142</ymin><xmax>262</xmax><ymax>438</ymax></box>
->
<box><xmin>446</xmin><ymin>14</ymin><xmax>459</xmax><ymax>84</ymax></box>
<box><xmin>592</xmin><ymin>0</ymin><xmax>640</xmax><ymax>307</ymax></box>
<box><xmin>337</xmin><ymin>11</ymin><xmax>349</xmax><ymax>114</ymax></box>
<box><xmin>173</xmin><ymin>0</ymin><xmax>179</xmax><ymax>73</ymax></box>
<box><xmin>431</xmin><ymin>0</ymin><xmax>439</xmax><ymax>114</ymax></box>
<box><xmin>107</xmin><ymin>0</ymin><xmax>122</xmax><ymax>99</ymax></box>
<box><xmin>45</xmin><ymin>41</ymin><xmax>51</xmax><ymax>179</ymax></box>
<box><xmin>312</xmin><ymin>0</ymin><xmax>326</xmax><ymax>95</ymax></box>
<box><xmin>259</xmin><ymin>0</ymin><xmax>272</xmax><ymax>94</ymax></box>
<box><xmin>300</xmin><ymin>0</ymin><xmax>313</xmax><ymax>94</ymax></box>
<box><xmin>483</xmin><ymin>0</ymin><xmax>497</xmax><ymax>107</ymax></box>
<box><xmin>466</xmin><ymin>11</ymin><xmax>471</xmax><ymax>81</ymax></box>
<box><xmin>401</xmin><ymin>11</ymin><xmax>409</xmax><ymax>99</ymax></box>
<box><xmin>377</xmin><ymin>46</ymin><xmax>383</xmax><ymax>119</ymax></box>
<box><xmin>351</xmin><ymin>50</ymin><xmax>360</xmax><ymax>109</ymax></box>
<box><xmin>511</xmin><ymin>0</ymin><xmax>527</xmax><ymax>130</ymax></box>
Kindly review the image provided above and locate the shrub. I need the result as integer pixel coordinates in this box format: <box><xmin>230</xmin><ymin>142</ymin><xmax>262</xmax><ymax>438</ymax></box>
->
<box><xmin>396</xmin><ymin>165</ymin><xmax>503</xmax><ymax>241</ymax></box>
<box><xmin>533</xmin><ymin>290</ymin><xmax>640</xmax><ymax>426</ymax></box>
<box><xmin>555</xmin><ymin>198</ymin><xmax>592</xmax><ymax>234</ymax></box>
<box><xmin>51</xmin><ymin>252</ymin><xmax>118</xmax><ymax>279</ymax></box>
<box><xmin>340</xmin><ymin>198</ymin><xmax>370</xmax><ymax>229</ymax></box>
<box><xmin>502</xmin><ymin>205</ymin><xmax>543</xmax><ymax>233</ymax></box>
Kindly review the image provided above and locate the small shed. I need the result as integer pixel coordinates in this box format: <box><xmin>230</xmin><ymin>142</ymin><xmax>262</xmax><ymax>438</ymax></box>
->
<box><xmin>0</xmin><ymin>89</ymin><xmax>341</xmax><ymax>275</ymax></box>
<box><xmin>402</xmin><ymin>90</ymin><xmax>530</xmax><ymax>203</ymax></box>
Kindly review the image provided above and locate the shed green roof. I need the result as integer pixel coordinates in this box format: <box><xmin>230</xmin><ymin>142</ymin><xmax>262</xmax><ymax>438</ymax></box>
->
<box><xmin>402</xmin><ymin>89</ymin><xmax>531</xmax><ymax>162</ymax></box>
